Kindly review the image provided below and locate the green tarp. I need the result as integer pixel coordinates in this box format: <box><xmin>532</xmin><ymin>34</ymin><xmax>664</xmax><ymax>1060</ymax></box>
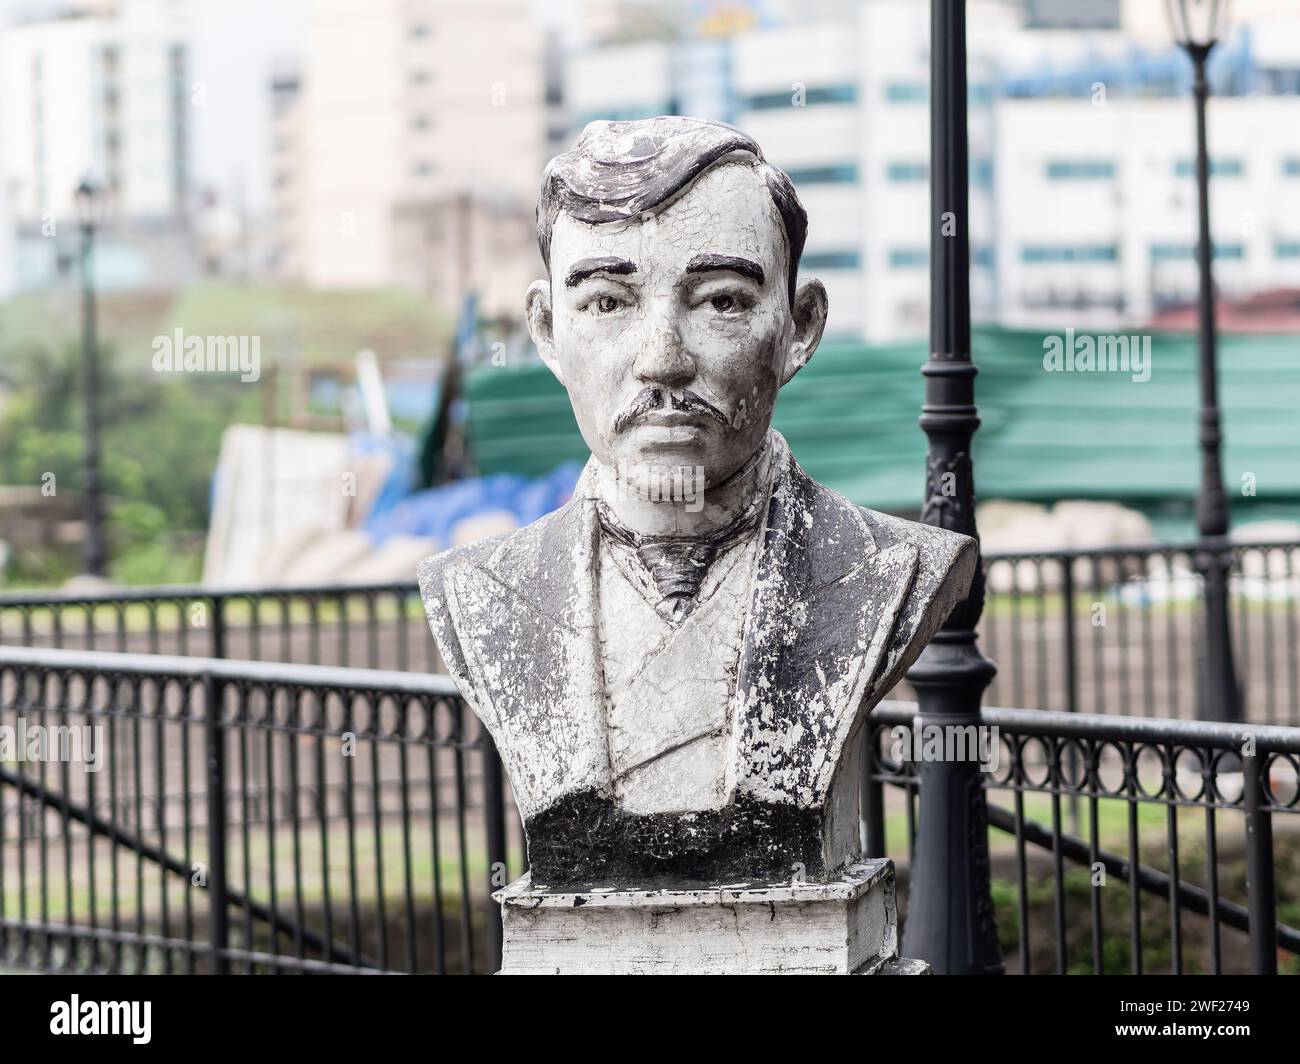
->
<box><xmin>463</xmin><ymin>326</ymin><xmax>1300</xmax><ymax>521</ymax></box>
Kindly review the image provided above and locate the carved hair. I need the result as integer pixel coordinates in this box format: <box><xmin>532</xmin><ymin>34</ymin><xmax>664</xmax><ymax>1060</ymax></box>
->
<box><xmin>537</xmin><ymin>116</ymin><xmax>808</xmax><ymax>305</ymax></box>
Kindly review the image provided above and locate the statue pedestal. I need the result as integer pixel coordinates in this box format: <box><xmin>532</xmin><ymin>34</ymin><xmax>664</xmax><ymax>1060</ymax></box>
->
<box><xmin>494</xmin><ymin>858</ymin><xmax>926</xmax><ymax>975</ymax></box>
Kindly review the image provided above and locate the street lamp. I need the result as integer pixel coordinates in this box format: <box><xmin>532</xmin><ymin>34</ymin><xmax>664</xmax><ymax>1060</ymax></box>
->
<box><xmin>1167</xmin><ymin>0</ymin><xmax>1241</xmax><ymax>723</ymax></box>
<box><xmin>899</xmin><ymin>0</ymin><xmax>1004</xmax><ymax>975</ymax></box>
<box><xmin>75</xmin><ymin>178</ymin><xmax>108</xmax><ymax>578</ymax></box>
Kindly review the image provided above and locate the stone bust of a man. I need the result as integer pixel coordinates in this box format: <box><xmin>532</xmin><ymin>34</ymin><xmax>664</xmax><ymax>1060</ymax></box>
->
<box><xmin>419</xmin><ymin>116</ymin><xmax>976</xmax><ymax>888</ymax></box>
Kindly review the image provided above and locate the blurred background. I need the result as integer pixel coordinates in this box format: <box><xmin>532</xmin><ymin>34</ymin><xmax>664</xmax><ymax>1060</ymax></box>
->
<box><xmin>2</xmin><ymin>0</ymin><xmax>1299</xmax><ymax>979</ymax></box>
<box><xmin>1</xmin><ymin>0</ymin><xmax>1298</xmax><ymax>590</ymax></box>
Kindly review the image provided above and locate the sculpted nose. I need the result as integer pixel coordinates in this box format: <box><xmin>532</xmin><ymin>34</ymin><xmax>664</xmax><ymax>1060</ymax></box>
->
<box><xmin>632</xmin><ymin>319</ymin><xmax>695</xmax><ymax>389</ymax></box>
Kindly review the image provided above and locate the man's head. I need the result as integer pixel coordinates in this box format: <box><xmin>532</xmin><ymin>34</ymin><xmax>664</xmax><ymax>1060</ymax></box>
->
<box><xmin>525</xmin><ymin>117</ymin><xmax>828</xmax><ymax>495</ymax></box>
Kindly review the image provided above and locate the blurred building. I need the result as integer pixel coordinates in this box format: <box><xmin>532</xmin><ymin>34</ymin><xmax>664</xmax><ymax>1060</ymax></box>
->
<box><xmin>268</xmin><ymin>61</ymin><xmax>304</xmax><ymax>280</ymax></box>
<box><xmin>273</xmin><ymin>0</ymin><xmax>547</xmax><ymax>321</ymax></box>
<box><xmin>0</xmin><ymin>0</ymin><xmax>199</xmax><ymax>294</ymax></box>
<box><xmin>565</xmin><ymin>0</ymin><xmax>1300</xmax><ymax>340</ymax></box>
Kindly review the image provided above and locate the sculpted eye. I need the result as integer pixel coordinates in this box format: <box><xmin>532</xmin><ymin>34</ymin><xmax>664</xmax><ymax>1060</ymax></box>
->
<box><xmin>702</xmin><ymin>292</ymin><xmax>750</xmax><ymax>315</ymax></box>
<box><xmin>591</xmin><ymin>295</ymin><xmax>624</xmax><ymax>314</ymax></box>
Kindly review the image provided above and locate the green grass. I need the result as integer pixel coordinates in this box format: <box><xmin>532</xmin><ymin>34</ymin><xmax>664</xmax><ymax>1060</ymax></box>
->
<box><xmin>1</xmin><ymin>820</ymin><xmax>525</xmax><ymax>925</ymax></box>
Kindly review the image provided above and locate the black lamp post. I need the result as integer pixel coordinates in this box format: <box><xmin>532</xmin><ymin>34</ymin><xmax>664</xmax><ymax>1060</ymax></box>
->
<box><xmin>76</xmin><ymin>178</ymin><xmax>108</xmax><ymax>578</ymax></box>
<box><xmin>1169</xmin><ymin>0</ymin><xmax>1241</xmax><ymax>723</ymax></box>
<box><xmin>899</xmin><ymin>0</ymin><xmax>1004</xmax><ymax>975</ymax></box>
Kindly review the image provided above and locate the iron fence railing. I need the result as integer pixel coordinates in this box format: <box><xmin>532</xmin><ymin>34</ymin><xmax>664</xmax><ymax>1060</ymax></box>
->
<box><xmin>0</xmin><ymin>582</ymin><xmax>438</xmax><ymax>672</ymax></box>
<box><xmin>3</xmin><ymin>536</ymin><xmax>1296</xmax><ymax>723</ymax></box>
<box><xmin>864</xmin><ymin>701</ymin><xmax>1300</xmax><ymax>975</ymax></box>
<box><xmin>978</xmin><ymin>538</ymin><xmax>1300</xmax><ymax>725</ymax></box>
<box><xmin>0</xmin><ymin>647</ymin><xmax>518</xmax><ymax>975</ymax></box>
<box><xmin>3</xmin><ymin>645</ymin><xmax>1298</xmax><ymax>974</ymax></box>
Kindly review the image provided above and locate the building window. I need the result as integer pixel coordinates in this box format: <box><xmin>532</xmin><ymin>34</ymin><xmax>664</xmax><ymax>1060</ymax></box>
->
<box><xmin>412</xmin><ymin>160</ymin><xmax>434</xmax><ymax>178</ymax></box>
<box><xmin>1173</xmin><ymin>158</ymin><xmax>1243</xmax><ymax>178</ymax></box>
<box><xmin>885</xmin><ymin>82</ymin><xmax>927</xmax><ymax>103</ymax></box>
<box><xmin>1150</xmin><ymin>243</ymin><xmax>1244</xmax><ymax>261</ymax></box>
<box><xmin>169</xmin><ymin>43</ymin><xmax>189</xmax><ymax>210</ymax></box>
<box><xmin>410</xmin><ymin>23</ymin><xmax>431</xmax><ymax>38</ymax></box>
<box><xmin>1283</xmin><ymin>158</ymin><xmax>1300</xmax><ymax>176</ymax></box>
<box><xmin>1276</xmin><ymin>240</ymin><xmax>1300</xmax><ymax>258</ymax></box>
<box><xmin>970</xmin><ymin>158</ymin><xmax>993</xmax><ymax>186</ymax></box>
<box><xmin>1021</xmin><ymin>244</ymin><xmax>1118</xmax><ymax>264</ymax></box>
<box><xmin>1260</xmin><ymin>67</ymin><xmax>1300</xmax><ymax>94</ymax></box>
<box><xmin>411</xmin><ymin>114</ymin><xmax>431</xmax><ymax>131</ymax></box>
<box><xmin>802</xmin><ymin>250</ymin><xmax>860</xmax><ymax>270</ymax></box>
<box><xmin>1045</xmin><ymin>159</ymin><xmax>1115</xmax><ymax>180</ymax></box>
<box><xmin>886</xmin><ymin>161</ymin><xmax>928</xmax><ymax>182</ymax></box>
<box><xmin>783</xmin><ymin>164</ymin><xmax>858</xmax><ymax>185</ymax></box>
<box><xmin>410</xmin><ymin>69</ymin><xmax>432</xmax><ymax>85</ymax></box>
<box><xmin>744</xmin><ymin>84</ymin><xmax>856</xmax><ymax>110</ymax></box>
<box><xmin>888</xmin><ymin>247</ymin><xmax>928</xmax><ymax>269</ymax></box>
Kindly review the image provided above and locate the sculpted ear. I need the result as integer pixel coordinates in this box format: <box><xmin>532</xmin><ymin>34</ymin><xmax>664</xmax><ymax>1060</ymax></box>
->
<box><xmin>781</xmin><ymin>279</ymin><xmax>828</xmax><ymax>386</ymax></box>
<box><xmin>526</xmin><ymin>279</ymin><xmax>562</xmax><ymax>384</ymax></box>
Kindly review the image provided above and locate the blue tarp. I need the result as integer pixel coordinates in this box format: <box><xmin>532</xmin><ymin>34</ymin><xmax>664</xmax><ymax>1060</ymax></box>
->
<box><xmin>364</xmin><ymin>461</ymin><xmax>582</xmax><ymax>549</ymax></box>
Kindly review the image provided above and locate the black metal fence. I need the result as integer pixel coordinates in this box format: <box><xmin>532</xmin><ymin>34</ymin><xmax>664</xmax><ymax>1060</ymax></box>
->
<box><xmin>3</xmin><ymin>536</ymin><xmax>1296</xmax><ymax>724</ymax></box>
<box><xmin>3</xmin><ymin>537</ymin><xmax>1299</xmax><ymax>975</ymax></box>
<box><xmin>0</xmin><ymin>647</ymin><xmax>518</xmax><ymax>974</ymax></box>
<box><xmin>4</xmin><ymin>644</ymin><xmax>1298</xmax><ymax>975</ymax></box>
<box><xmin>979</xmin><ymin>538</ymin><xmax>1300</xmax><ymax>724</ymax></box>
<box><xmin>863</xmin><ymin>701</ymin><xmax>1300</xmax><ymax>975</ymax></box>
<box><xmin>0</xmin><ymin>583</ymin><xmax>436</xmax><ymax>672</ymax></box>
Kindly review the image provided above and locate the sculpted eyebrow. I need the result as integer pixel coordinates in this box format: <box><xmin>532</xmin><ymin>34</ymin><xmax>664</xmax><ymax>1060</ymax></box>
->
<box><xmin>684</xmin><ymin>254</ymin><xmax>764</xmax><ymax>284</ymax></box>
<box><xmin>564</xmin><ymin>256</ymin><xmax>637</xmax><ymax>287</ymax></box>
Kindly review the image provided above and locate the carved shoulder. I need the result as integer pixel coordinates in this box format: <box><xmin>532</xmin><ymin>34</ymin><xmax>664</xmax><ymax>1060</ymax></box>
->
<box><xmin>856</xmin><ymin>509</ymin><xmax>978</xmax><ymax>700</ymax></box>
<box><xmin>416</xmin><ymin>533</ymin><xmax>507</xmax><ymax>685</ymax></box>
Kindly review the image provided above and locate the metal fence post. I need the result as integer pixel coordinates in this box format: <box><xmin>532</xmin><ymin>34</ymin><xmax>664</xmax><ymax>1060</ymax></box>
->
<box><xmin>203</xmin><ymin>671</ymin><xmax>230</xmax><ymax>975</ymax></box>
<box><xmin>1243</xmin><ymin>751</ymin><xmax>1277</xmax><ymax>975</ymax></box>
<box><xmin>860</xmin><ymin>728</ymin><xmax>886</xmax><ymax>858</ymax></box>
<box><xmin>1061</xmin><ymin>560</ymin><xmax>1081</xmax><ymax>835</ymax></box>
<box><xmin>210</xmin><ymin>596</ymin><xmax>226</xmax><ymax>660</ymax></box>
<box><xmin>900</xmin><ymin>0</ymin><xmax>1004</xmax><ymax>976</ymax></box>
<box><xmin>481</xmin><ymin>734</ymin><xmax>508</xmax><ymax>973</ymax></box>
<box><xmin>1061</xmin><ymin>559</ymin><xmax>1078</xmax><ymax>717</ymax></box>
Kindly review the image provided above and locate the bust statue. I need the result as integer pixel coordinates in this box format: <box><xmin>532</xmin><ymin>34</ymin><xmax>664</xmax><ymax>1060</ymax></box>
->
<box><xmin>419</xmin><ymin>116</ymin><xmax>976</xmax><ymax>889</ymax></box>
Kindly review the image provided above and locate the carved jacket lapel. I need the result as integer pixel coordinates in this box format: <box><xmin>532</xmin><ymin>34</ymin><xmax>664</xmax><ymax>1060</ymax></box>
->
<box><xmin>730</xmin><ymin>453</ymin><xmax>919</xmax><ymax>809</ymax></box>
<box><xmin>441</xmin><ymin>465</ymin><xmax>609</xmax><ymax>819</ymax></box>
<box><xmin>435</xmin><ymin>444</ymin><xmax>924</xmax><ymax>821</ymax></box>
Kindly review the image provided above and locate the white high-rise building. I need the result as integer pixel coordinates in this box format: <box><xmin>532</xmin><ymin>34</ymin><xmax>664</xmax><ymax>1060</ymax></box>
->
<box><xmin>0</xmin><ymin>0</ymin><xmax>198</xmax><ymax>291</ymax></box>
<box><xmin>285</xmin><ymin>0</ymin><xmax>547</xmax><ymax>317</ymax></box>
<box><xmin>564</xmin><ymin>0</ymin><xmax>1300</xmax><ymax>340</ymax></box>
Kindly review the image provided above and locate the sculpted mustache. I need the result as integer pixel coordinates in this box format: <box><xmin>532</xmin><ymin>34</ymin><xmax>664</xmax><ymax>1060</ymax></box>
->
<box><xmin>612</xmin><ymin>388</ymin><xmax>731</xmax><ymax>433</ymax></box>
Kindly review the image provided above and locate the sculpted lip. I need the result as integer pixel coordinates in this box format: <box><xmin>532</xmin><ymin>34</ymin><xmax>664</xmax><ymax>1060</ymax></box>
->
<box><xmin>638</xmin><ymin>408</ymin><xmax>709</xmax><ymax>426</ymax></box>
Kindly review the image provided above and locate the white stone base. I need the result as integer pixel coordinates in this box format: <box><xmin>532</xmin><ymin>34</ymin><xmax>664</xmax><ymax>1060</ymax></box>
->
<box><xmin>494</xmin><ymin>859</ymin><xmax>914</xmax><ymax>975</ymax></box>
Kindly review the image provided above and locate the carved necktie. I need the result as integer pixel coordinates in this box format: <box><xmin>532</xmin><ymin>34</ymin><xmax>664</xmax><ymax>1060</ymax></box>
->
<box><xmin>596</xmin><ymin>497</ymin><xmax>766</xmax><ymax>623</ymax></box>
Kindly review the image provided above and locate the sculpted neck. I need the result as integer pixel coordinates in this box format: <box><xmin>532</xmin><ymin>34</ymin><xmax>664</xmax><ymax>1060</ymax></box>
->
<box><xmin>594</xmin><ymin>435</ymin><xmax>775</xmax><ymax>539</ymax></box>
